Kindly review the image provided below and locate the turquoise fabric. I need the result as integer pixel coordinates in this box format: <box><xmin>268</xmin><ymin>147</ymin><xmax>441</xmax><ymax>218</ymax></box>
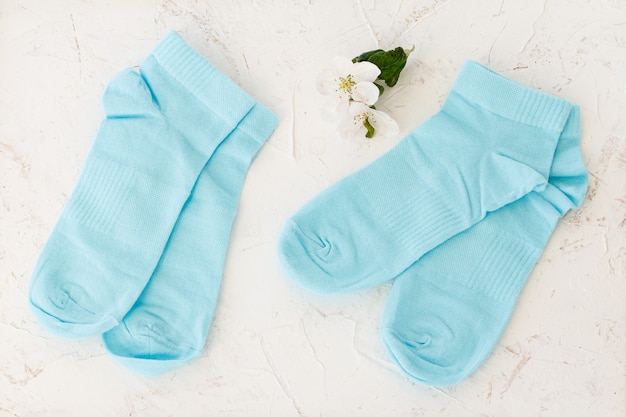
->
<box><xmin>102</xmin><ymin>103</ymin><xmax>276</xmax><ymax>375</ymax></box>
<box><xmin>381</xmin><ymin>106</ymin><xmax>587</xmax><ymax>386</ymax></box>
<box><xmin>277</xmin><ymin>61</ymin><xmax>586</xmax><ymax>385</ymax></box>
<box><xmin>28</xmin><ymin>31</ymin><xmax>277</xmax><ymax>343</ymax></box>
<box><xmin>278</xmin><ymin>61</ymin><xmax>573</xmax><ymax>294</ymax></box>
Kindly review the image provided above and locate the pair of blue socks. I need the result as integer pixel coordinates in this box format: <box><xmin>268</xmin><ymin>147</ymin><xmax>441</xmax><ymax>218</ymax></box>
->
<box><xmin>29</xmin><ymin>31</ymin><xmax>586</xmax><ymax>384</ymax></box>
<box><xmin>28</xmin><ymin>31</ymin><xmax>278</xmax><ymax>374</ymax></box>
<box><xmin>278</xmin><ymin>61</ymin><xmax>587</xmax><ymax>386</ymax></box>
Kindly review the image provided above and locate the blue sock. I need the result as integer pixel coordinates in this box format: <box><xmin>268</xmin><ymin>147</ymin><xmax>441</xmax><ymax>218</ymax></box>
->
<box><xmin>381</xmin><ymin>106</ymin><xmax>587</xmax><ymax>386</ymax></box>
<box><xmin>101</xmin><ymin>103</ymin><xmax>277</xmax><ymax>375</ymax></box>
<box><xmin>278</xmin><ymin>61</ymin><xmax>573</xmax><ymax>294</ymax></box>
<box><xmin>28</xmin><ymin>31</ymin><xmax>258</xmax><ymax>338</ymax></box>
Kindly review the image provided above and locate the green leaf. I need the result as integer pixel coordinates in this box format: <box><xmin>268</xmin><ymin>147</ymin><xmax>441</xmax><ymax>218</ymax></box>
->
<box><xmin>352</xmin><ymin>49</ymin><xmax>381</xmax><ymax>64</ymax></box>
<box><xmin>363</xmin><ymin>117</ymin><xmax>375</xmax><ymax>138</ymax></box>
<box><xmin>353</xmin><ymin>46</ymin><xmax>414</xmax><ymax>88</ymax></box>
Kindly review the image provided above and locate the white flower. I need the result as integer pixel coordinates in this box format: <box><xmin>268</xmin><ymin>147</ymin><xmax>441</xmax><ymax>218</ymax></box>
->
<box><xmin>339</xmin><ymin>101</ymin><xmax>399</xmax><ymax>140</ymax></box>
<box><xmin>317</xmin><ymin>56</ymin><xmax>381</xmax><ymax>114</ymax></box>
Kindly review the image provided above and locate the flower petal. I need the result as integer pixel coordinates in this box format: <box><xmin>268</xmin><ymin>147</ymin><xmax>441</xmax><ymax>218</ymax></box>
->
<box><xmin>352</xmin><ymin>81</ymin><xmax>380</xmax><ymax>106</ymax></box>
<box><xmin>318</xmin><ymin>56</ymin><xmax>353</xmax><ymax>95</ymax></box>
<box><xmin>351</xmin><ymin>60</ymin><xmax>381</xmax><ymax>82</ymax></box>
<box><xmin>332</xmin><ymin>94</ymin><xmax>350</xmax><ymax>115</ymax></box>
<box><xmin>338</xmin><ymin>111</ymin><xmax>367</xmax><ymax>140</ymax></box>
<box><xmin>317</xmin><ymin>79</ymin><xmax>336</xmax><ymax>95</ymax></box>
<box><xmin>368</xmin><ymin>108</ymin><xmax>399</xmax><ymax>139</ymax></box>
<box><xmin>338</xmin><ymin>102</ymin><xmax>370</xmax><ymax>139</ymax></box>
<box><xmin>316</xmin><ymin>67</ymin><xmax>337</xmax><ymax>95</ymax></box>
<box><xmin>347</xmin><ymin>101</ymin><xmax>370</xmax><ymax>115</ymax></box>
<box><xmin>330</xmin><ymin>56</ymin><xmax>354</xmax><ymax>76</ymax></box>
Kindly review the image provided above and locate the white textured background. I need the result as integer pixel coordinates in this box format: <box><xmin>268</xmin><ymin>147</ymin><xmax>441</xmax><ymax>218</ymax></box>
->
<box><xmin>1</xmin><ymin>1</ymin><xmax>625</xmax><ymax>416</ymax></box>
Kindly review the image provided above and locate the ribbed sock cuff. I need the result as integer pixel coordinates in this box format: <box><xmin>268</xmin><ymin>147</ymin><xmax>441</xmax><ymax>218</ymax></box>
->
<box><xmin>451</xmin><ymin>61</ymin><xmax>572</xmax><ymax>132</ymax></box>
<box><xmin>145</xmin><ymin>30</ymin><xmax>255</xmax><ymax>128</ymax></box>
<box><xmin>561</xmin><ymin>104</ymin><xmax>581</xmax><ymax>139</ymax></box>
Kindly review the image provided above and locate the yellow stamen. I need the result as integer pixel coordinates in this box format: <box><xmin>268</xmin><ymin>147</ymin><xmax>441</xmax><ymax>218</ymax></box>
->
<box><xmin>336</xmin><ymin>74</ymin><xmax>356</xmax><ymax>94</ymax></box>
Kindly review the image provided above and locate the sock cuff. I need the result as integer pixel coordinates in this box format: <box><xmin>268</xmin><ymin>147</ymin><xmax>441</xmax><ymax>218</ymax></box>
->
<box><xmin>235</xmin><ymin>102</ymin><xmax>280</xmax><ymax>146</ymax></box>
<box><xmin>451</xmin><ymin>61</ymin><xmax>572</xmax><ymax>132</ymax></box>
<box><xmin>145</xmin><ymin>30</ymin><xmax>255</xmax><ymax>127</ymax></box>
<box><xmin>561</xmin><ymin>104</ymin><xmax>581</xmax><ymax>139</ymax></box>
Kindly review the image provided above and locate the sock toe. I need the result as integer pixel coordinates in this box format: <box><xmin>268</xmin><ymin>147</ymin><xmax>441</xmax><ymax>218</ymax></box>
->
<box><xmin>381</xmin><ymin>325</ymin><xmax>474</xmax><ymax>387</ymax></box>
<box><xmin>381</xmin><ymin>267</ymin><xmax>510</xmax><ymax>386</ymax></box>
<box><xmin>102</xmin><ymin>314</ymin><xmax>201</xmax><ymax>375</ymax></box>
<box><xmin>277</xmin><ymin>219</ymin><xmax>338</xmax><ymax>293</ymax></box>
<box><xmin>29</xmin><ymin>280</ymin><xmax>119</xmax><ymax>338</ymax></box>
<box><xmin>278</xmin><ymin>206</ymin><xmax>404</xmax><ymax>293</ymax></box>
